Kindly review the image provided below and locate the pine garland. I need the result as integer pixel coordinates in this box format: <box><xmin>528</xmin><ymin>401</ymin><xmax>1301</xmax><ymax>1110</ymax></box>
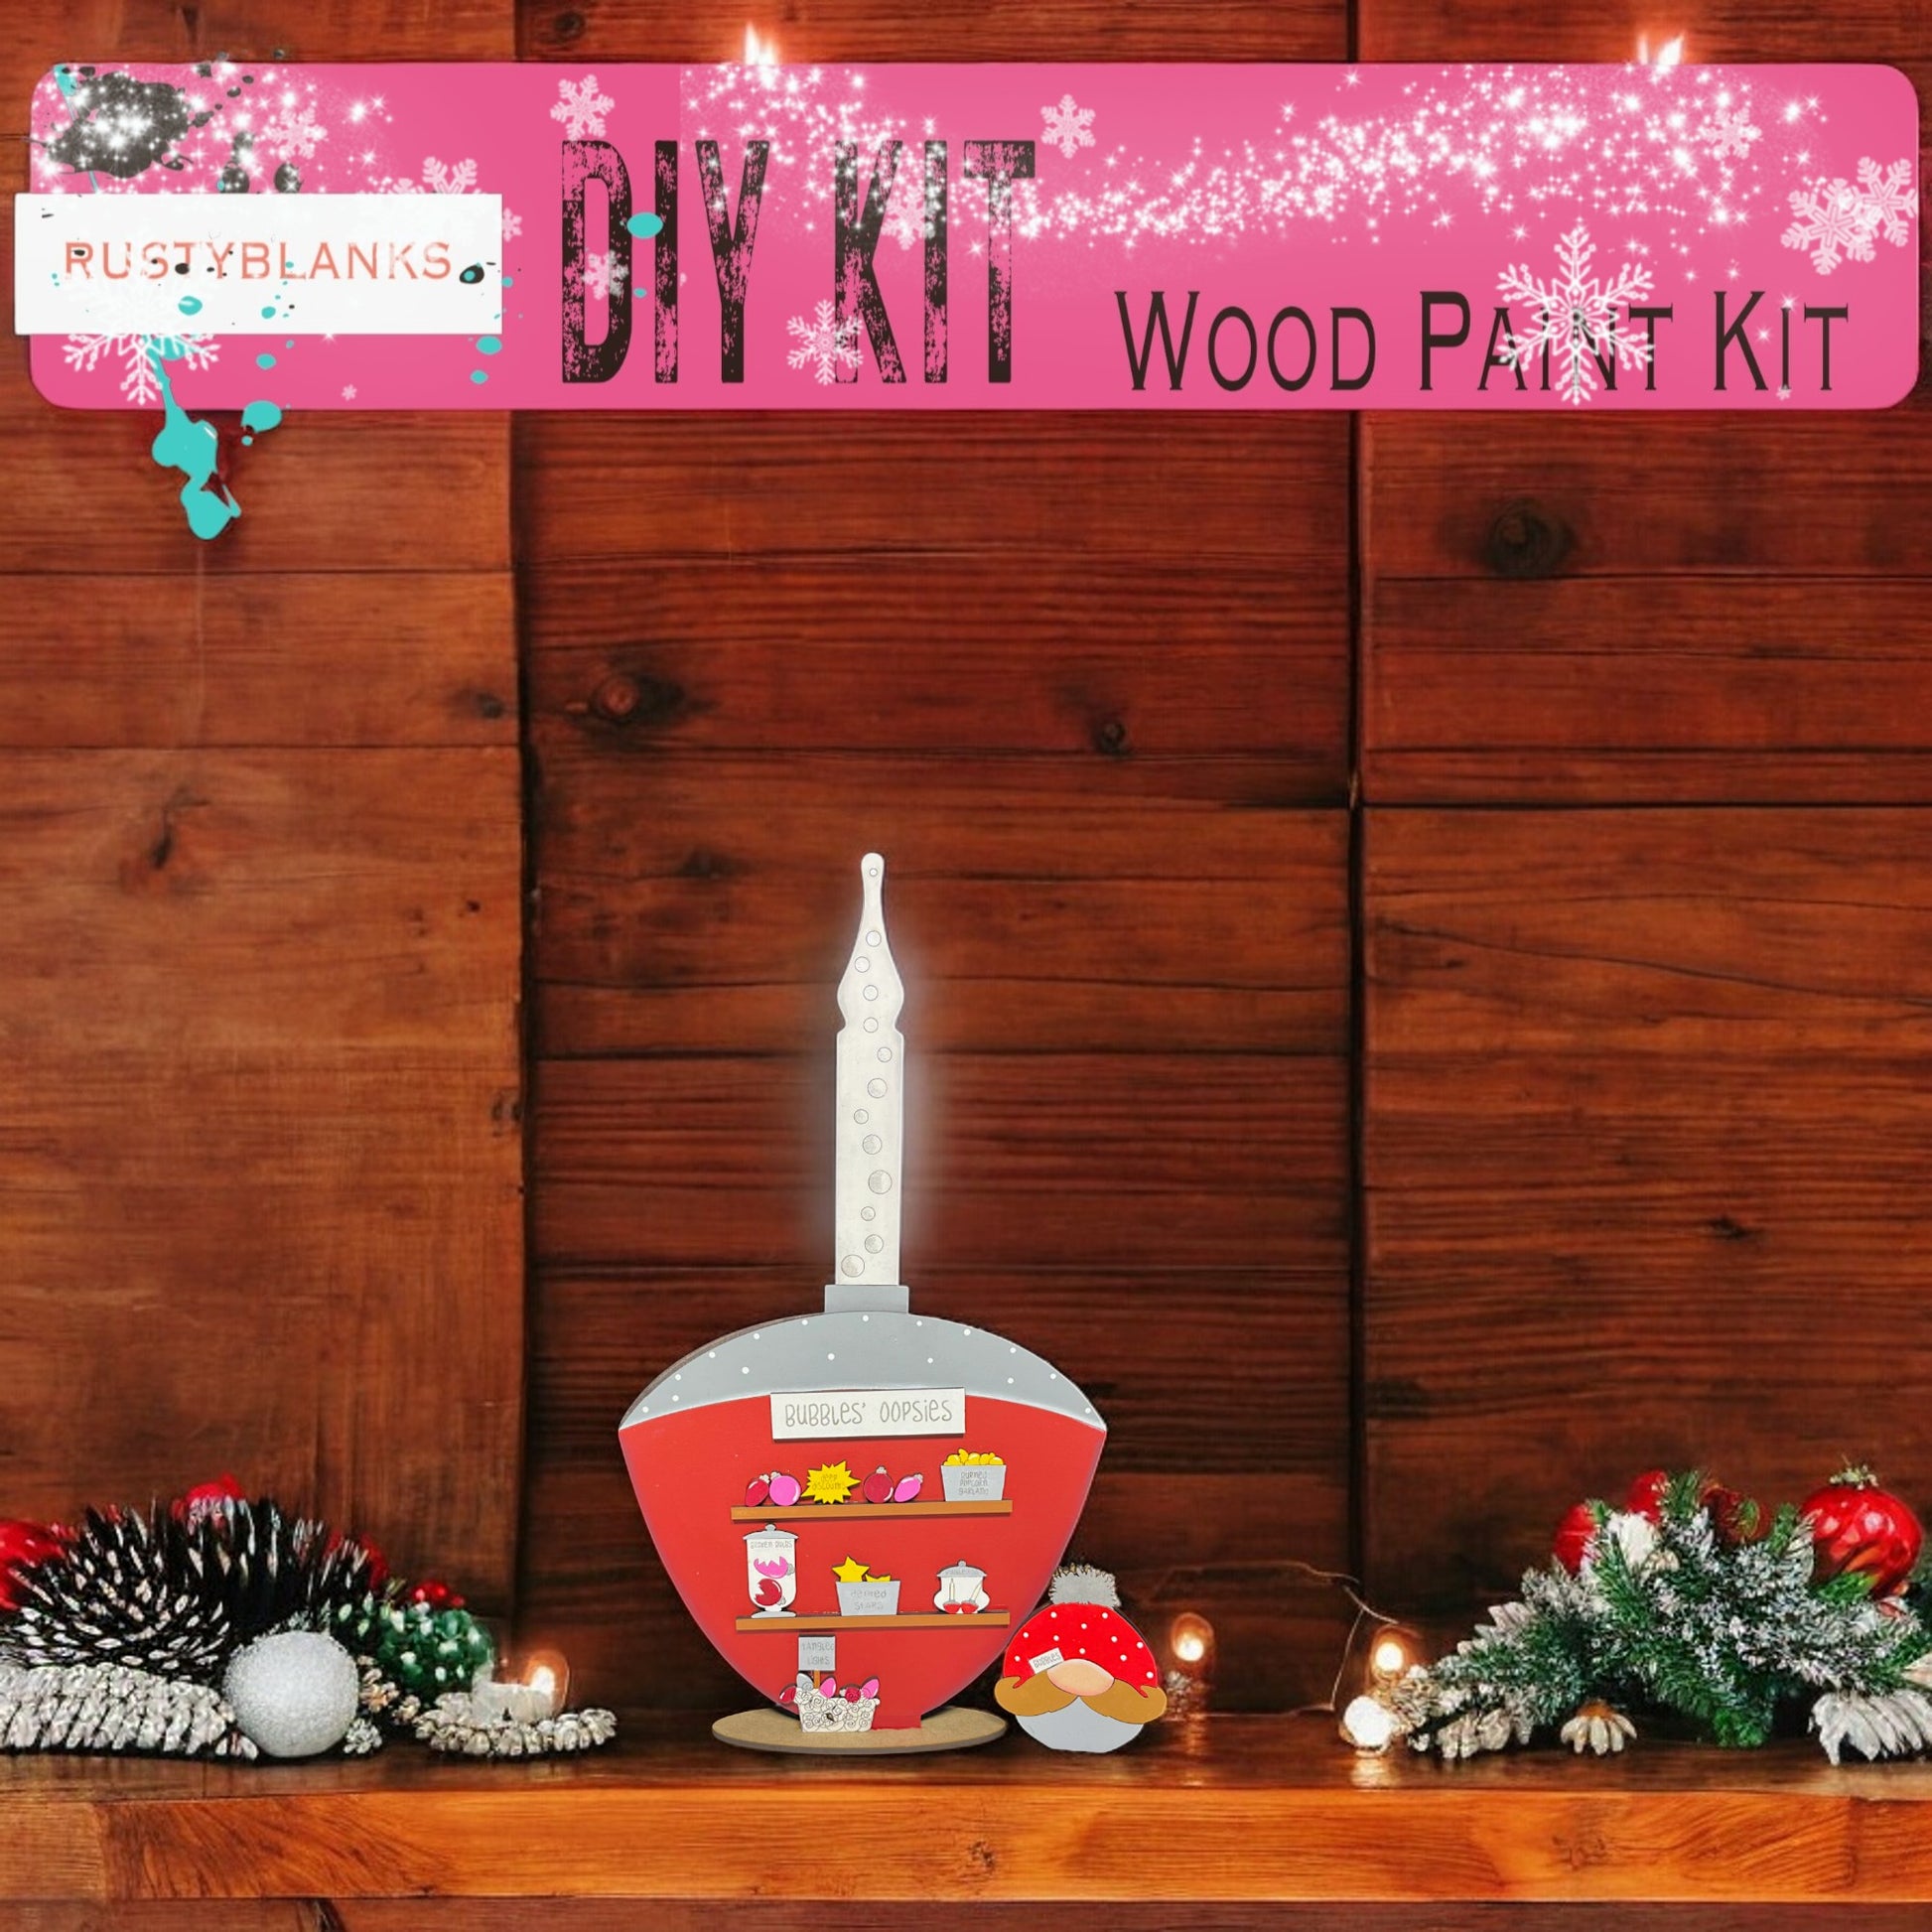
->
<box><xmin>330</xmin><ymin>1593</ymin><xmax>495</xmax><ymax>1723</ymax></box>
<box><xmin>1389</xmin><ymin>1472</ymin><xmax>1932</xmax><ymax>1763</ymax></box>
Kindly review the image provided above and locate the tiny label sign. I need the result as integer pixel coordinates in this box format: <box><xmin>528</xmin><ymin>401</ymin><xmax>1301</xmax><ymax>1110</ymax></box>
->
<box><xmin>769</xmin><ymin>1388</ymin><xmax>966</xmax><ymax>1440</ymax></box>
<box><xmin>1029</xmin><ymin>1647</ymin><xmax>1066</xmax><ymax>1672</ymax></box>
<box><xmin>798</xmin><ymin>1637</ymin><xmax>837</xmax><ymax>1672</ymax></box>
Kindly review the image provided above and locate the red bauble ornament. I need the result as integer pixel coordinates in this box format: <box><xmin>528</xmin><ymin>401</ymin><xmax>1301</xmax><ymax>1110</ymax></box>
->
<box><xmin>1702</xmin><ymin>1481</ymin><xmax>1762</xmax><ymax>1548</ymax></box>
<box><xmin>173</xmin><ymin>1473</ymin><xmax>245</xmax><ymax>1521</ymax></box>
<box><xmin>1802</xmin><ymin>1465</ymin><xmax>1923</xmax><ymax>1596</ymax></box>
<box><xmin>1624</xmin><ymin>1469</ymin><xmax>1671</xmax><ymax>1522</ymax></box>
<box><xmin>1553</xmin><ymin>1501</ymin><xmax>1597</xmax><ymax>1573</ymax></box>
<box><xmin>407</xmin><ymin>1578</ymin><xmax>466</xmax><ymax>1610</ymax></box>
<box><xmin>0</xmin><ymin>1520</ymin><xmax>68</xmax><ymax>1611</ymax></box>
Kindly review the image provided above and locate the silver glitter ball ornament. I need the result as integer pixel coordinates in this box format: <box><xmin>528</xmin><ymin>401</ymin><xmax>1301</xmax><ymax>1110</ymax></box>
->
<box><xmin>221</xmin><ymin>1631</ymin><xmax>360</xmax><ymax>1758</ymax></box>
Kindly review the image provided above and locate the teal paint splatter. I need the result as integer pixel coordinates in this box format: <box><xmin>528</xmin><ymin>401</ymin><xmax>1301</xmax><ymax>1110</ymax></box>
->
<box><xmin>178</xmin><ymin>295</ymin><xmax>203</xmax><ymax>316</ymax></box>
<box><xmin>146</xmin><ymin>345</ymin><xmax>239</xmax><ymax>540</ymax></box>
<box><xmin>241</xmin><ymin>399</ymin><xmax>282</xmax><ymax>433</ymax></box>
<box><xmin>625</xmin><ymin>212</ymin><xmax>664</xmax><ymax>238</ymax></box>
<box><xmin>470</xmin><ymin>369</ymin><xmax>488</xmax><ymax>384</ymax></box>
<box><xmin>260</xmin><ymin>304</ymin><xmax>277</xmax><ymax>319</ymax></box>
<box><xmin>502</xmin><ymin>275</ymin><xmax>514</xmax><ymax>289</ymax></box>
<box><xmin>51</xmin><ymin>67</ymin><xmax>100</xmax><ymax>191</ymax></box>
<box><xmin>477</xmin><ymin>336</ymin><xmax>501</xmax><ymax>355</ymax></box>
<box><xmin>256</xmin><ymin>351</ymin><xmax>276</xmax><ymax>369</ymax></box>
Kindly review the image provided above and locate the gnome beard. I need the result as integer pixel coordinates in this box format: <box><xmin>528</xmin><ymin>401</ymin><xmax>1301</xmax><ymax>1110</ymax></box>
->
<box><xmin>996</xmin><ymin>1661</ymin><xmax>1169</xmax><ymax>1752</ymax></box>
<box><xmin>994</xmin><ymin>1563</ymin><xmax>1169</xmax><ymax>1753</ymax></box>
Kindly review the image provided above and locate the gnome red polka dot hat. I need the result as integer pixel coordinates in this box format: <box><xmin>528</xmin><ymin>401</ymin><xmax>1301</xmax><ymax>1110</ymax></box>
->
<box><xmin>1005</xmin><ymin>1564</ymin><xmax>1161</xmax><ymax>1689</ymax></box>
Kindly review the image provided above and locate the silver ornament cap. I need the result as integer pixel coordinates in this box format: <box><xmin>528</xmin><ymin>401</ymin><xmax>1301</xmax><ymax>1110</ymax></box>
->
<box><xmin>221</xmin><ymin>1630</ymin><xmax>360</xmax><ymax>1759</ymax></box>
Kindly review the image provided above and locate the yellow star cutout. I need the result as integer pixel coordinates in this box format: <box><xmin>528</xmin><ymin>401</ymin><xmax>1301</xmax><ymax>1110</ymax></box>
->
<box><xmin>832</xmin><ymin>1556</ymin><xmax>871</xmax><ymax>1585</ymax></box>
<box><xmin>804</xmin><ymin>1459</ymin><xmax>859</xmax><ymax>1505</ymax></box>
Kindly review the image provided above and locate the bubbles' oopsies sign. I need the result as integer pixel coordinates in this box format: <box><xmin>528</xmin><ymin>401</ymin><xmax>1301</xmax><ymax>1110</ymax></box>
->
<box><xmin>20</xmin><ymin>61</ymin><xmax>1917</xmax><ymax>411</ymax></box>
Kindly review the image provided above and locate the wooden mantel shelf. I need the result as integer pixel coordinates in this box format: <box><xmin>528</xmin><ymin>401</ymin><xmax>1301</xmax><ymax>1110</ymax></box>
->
<box><xmin>12</xmin><ymin>1713</ymin><xmax>1932</xmax><ymax>1904</ymax></box>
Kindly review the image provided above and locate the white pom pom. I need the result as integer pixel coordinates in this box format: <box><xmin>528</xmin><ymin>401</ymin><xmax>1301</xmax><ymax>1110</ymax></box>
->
<box><xmin>221</xmin><ymin>1631</ymin><xmax>360</xmax><ymax>1759</ymax></box>
<box><xmin>1046</xmin><ymin>1564</ymin><xmax>1120</xmax><ymax>1608</ymax></box>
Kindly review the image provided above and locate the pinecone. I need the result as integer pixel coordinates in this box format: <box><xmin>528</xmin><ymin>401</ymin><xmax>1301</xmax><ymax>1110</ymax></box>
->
<box><xmin>0</xmin><ymin>1662</ymin><xmax>255</xmax><ymax>1757</ymax></box>
<box><xmin>0</xmin><ymin>1500</ymin><xmax>382</xmax><ymax>1681</ymax></box>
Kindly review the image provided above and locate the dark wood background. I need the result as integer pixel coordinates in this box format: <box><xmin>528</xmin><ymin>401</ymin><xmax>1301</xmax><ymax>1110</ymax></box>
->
<box><xmin>3</xmin><ymin>0</ymin><xmax>1929</xmax><ymax>1788</ymax></box>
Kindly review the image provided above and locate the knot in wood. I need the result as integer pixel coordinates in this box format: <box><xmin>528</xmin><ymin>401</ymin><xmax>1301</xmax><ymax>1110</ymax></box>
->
<box><xmin>551</xmin><ymin>9</ymin><xmax>587</xmax><ymax>43</ymax></box>
<box><xmin>1484</xmin><ymin>499</ymin><xmax>1572</xmax><ymax>580</ymax></box>
<box><xmin>1092</xmin><ymin>718</ymin><xmax>1131</xmax><ymax>758</ymax></box>
<box><xmin>591</xmin><ymin>673</ymin><xmax>640</xmax><ymax>723</ymax></box>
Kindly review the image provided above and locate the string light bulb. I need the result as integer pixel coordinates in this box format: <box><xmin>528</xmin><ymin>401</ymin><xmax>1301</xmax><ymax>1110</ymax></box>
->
<box><xmin>1637</xmin><ymin>32</ymin><xmax>1686</xmax><ymax>66</ymax></box>
<box><xmin>744</xmin><ymin>26</ymin><xmax>778</xmax><ymax>68</ymax></box>
<box><xmin>1367</xmin><ymin>1625</ymin><xmax>1423</xmax><ymax>1688</ymax></box>
<box><xmin>1169</xmin><ymin>1611</ymin><xmax>1214</xmax><ymax>1670</ymax></box>
<box><xmin>1339</xmin><ymin>1694</ymin><xmax>1398</xmax><ymax>1752</ymax></box>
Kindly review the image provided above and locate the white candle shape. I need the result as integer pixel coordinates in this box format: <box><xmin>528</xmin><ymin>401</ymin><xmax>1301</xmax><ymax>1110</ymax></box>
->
<box><xmin>830</xmin><ymin>853</ymin><xmax>905</xmax><ymax>1299</ymax></box>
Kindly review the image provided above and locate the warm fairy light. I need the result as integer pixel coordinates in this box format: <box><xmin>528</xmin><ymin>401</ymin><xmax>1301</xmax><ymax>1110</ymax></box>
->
<box><xmin>1339</xmin><ymin>1694</ymin><xmax>1398</xmax><ymax>1752</ymax></box>
<box><xmin>1170</xmin><ymin>1611</ymin><xmax>1215</xmax><ymax>1669</ymax></box>
<box><xmin>527</xmin><ymin>1664</ymin><xmax>556</xmax><ymax>1701</ymax></box>
<box><xmin>744</xmin><ymin>26</ymin><xmax>778</xmax><ymax>68</ymax></box>
<box><xmin>1371</xmin><ymin>1634</ymin><xmax>1411</xmax><ymax>1680</ymax></box>
<box><xmin>1638</xmin><ymin>32</ymin><xmax>1686</xmax><ymax>67</ymax></box>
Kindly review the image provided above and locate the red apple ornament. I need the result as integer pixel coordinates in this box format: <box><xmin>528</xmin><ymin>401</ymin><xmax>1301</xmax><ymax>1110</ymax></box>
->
<box><xmin>1803</xmin><ymin>1465</ymin><xmax>1923</xmax><ymax>1596</ymax></box>
<box><xmin>1554</xmin><ymin>1501</ymin><xmax>1598</xmax><ymax>1574</ymax></box>
<box><xmin>1624</xmin><ymin>1470</ymin><xmax>1670</xmax><ymax>1521</ymax></box>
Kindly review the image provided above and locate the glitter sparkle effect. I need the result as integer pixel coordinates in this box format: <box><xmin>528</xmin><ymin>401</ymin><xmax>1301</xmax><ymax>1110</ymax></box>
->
<box><xmin>678</xmin><ymin>60</ymin><xmax>1850</xmax><ymax>269</ymax></box>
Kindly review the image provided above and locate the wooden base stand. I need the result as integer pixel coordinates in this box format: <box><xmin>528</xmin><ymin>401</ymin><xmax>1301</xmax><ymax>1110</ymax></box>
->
<box><xmin>712</xmin><ymin>1704</ymin><xmax>1008</xmax><ymax>1755</ymax></box>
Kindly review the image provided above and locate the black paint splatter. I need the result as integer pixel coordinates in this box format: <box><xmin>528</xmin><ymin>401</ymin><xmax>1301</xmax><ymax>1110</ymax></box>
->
<box><xmin>45</xmin><ymin>69</ymin><xmax>210</xmax><ymax>179</ymax></box>
<box><xmin>218</xmin><ymin>135</ymin><xmax>254</xmax><ymax>193</ymax></box>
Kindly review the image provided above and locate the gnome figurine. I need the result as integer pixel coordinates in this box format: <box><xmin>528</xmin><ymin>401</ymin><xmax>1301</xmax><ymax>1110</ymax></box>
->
<box><xmin>995</xmin><ymin>1564</ymin><xmax>1168</xmax><ymax>1753</ymax></box>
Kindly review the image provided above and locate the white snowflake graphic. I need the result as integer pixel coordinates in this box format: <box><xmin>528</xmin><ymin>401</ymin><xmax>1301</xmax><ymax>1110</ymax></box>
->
<box><xmin>551</xmin><ymin>73</ymin><xmax>615</xmax><ymax>142</ymax></box>
<box><xmin>342</xmin><ymin>383</ymin><xmax>358</xmax><ymax>400</ymax></box>
<box><xmin>502</xmin><ymin>207</ymin><xmax>524</xmax><ymax>240</ymax></box>
<box><xmin>63</xmin><ymin>332</ymin><xmax>219</xmax><ymax>405</ymax></box>
<box><xmin>379</xmin><ymin>157</ymin><xmax>480</xmax><ymax>196</ymax></box>
<box><xmin>1853</xmin><ymin>156</ymin><xmax>1917</xmax><ymax>248</ymax></box>
<box><xmin>1041</xmin><ymin>93</ymin><xmax>1096</xmax><ymax>161</ymax></box>
<box><xmin>1782</xmin><ymin>178</ymin><xmax>1875</xmax><ymax>272</ymax></box>
<box><xmin>583</xmin><ymin>251</ymin><xmax>628</xmax><ymax>301</ymax></box>
<box><xmin>785</xmin><ymin>299</ymin><xmax>864</xmax><ymax>384</ymax></box>
<box><xmin>883</xmin><ymin>193</ymin><xmax>921</xmax><ymax>251</ymax></box>
<box><xmin>1695</xmin><ymin>104</ymin><xmax>1759</xmax><ymax>161</ymax></box>
<box><xmin>1496</xmin><ymin>222</ymin><xmax>1654</xmax><ymax>407</ymax></box>
<box><xmin>259</xmin><ymin>104</ymin><xmax>327</xmax><ymax>160</ymax></box>
<box><xmin>423</xmin><ymin>155</ymin><xmax>479</xmax><ymax>195</ymax></box>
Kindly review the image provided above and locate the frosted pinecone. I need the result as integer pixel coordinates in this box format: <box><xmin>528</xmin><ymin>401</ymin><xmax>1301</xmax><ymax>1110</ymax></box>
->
<box><xmin>0</xmin><ymin>1662</ymin><xmax>255</xmax><ymax>1757</ymax></box>
<box><xmin>3</xmin><ymin>1502</ymin><xmax>381</xmax><ymax>1680</ymax></box>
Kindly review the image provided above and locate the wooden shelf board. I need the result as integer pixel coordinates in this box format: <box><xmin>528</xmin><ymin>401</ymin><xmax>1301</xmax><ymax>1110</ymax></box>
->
<box><xmin>11</xmin><ymin>1715</ymin><xmax>1932</xmax><ymax>1904</ymax></box>
<box><xmin>729</xmin><ymin>1501</ymin><xmax>1013</xmax><ymax>1520</ymax></box>
<box><xmin>735</xmin><ymin>1611</ymin><xmax>1011</xmax><ymax>1631</ymax></box>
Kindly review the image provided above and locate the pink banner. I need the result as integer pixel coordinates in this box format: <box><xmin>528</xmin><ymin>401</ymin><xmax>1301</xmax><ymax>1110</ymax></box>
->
<box><xmin>23</xmin><ymin>61</ymin><xmax>1921</xmax><ymax>410</ymax></box>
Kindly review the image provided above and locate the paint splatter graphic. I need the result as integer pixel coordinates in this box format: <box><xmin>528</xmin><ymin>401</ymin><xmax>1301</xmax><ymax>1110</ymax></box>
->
<box><xmin>43</xmin><ymin>69</ymin><xmax>211</xmax><ymax>177</ymax></box>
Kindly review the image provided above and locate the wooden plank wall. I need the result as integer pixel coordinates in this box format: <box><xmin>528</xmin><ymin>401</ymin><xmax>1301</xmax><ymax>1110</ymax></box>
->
<box><xmin>0</xmin><ymin>4</ymin><xmax>525</xmax><ymax>1601</ymax></box>
<box><xmin>513</xmin><ymin>2</ymin><xmax>1357</xmax><ymax>1711</ymax></box>
<box><xmin>1359</xmin><ymin>0</ymin><xmax>1932</xmax><ymax>1615</ymax></box>
<box><xmin>8</xmin><ymin>0</ymin><xmax>1930</xmax><ymax>1751</ymax></box>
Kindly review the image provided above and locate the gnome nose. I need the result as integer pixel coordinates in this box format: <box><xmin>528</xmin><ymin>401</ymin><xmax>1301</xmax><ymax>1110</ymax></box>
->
<box><xmin>1046</xmin><ymin>1657</ymin><xmax>1115</xmax><ymax>1699</ymax></box>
